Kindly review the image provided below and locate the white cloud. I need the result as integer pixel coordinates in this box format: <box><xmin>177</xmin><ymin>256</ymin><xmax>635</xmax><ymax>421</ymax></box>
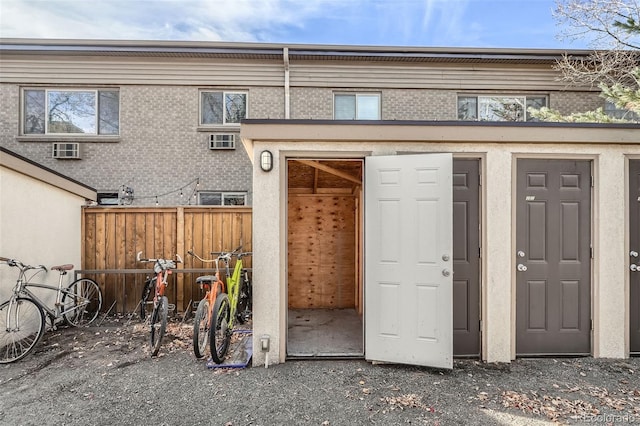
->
<box><xmin>0</xmin><ymin>0</ymin><xmax>334</xmax><ymax>41</ymax></box>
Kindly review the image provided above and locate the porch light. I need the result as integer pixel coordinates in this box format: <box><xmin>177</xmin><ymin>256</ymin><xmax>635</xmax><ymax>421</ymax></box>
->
<box><xmin>260</xmin><ymin>150</ymin><xmax>273</xmax><ymax>172</ymax></box>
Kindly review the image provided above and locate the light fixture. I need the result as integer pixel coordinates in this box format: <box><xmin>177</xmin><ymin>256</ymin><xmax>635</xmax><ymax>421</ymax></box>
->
<box><xmin>260</xmin><ymin>150</ymin><xmax>273</xmax><ymax>172</ymax></box>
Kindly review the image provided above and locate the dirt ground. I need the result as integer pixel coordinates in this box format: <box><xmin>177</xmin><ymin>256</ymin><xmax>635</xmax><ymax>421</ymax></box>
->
<box><xmin>1</xmin><ymin>315</ymin><xmax>639</xmax><ymax>426</ymax></box>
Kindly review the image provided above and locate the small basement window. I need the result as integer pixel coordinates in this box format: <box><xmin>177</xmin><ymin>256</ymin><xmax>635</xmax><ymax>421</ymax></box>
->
<box><xmin>198</xmin><ymin>191</ymin><xmax>247</xmax><ymax>206</ymax></box>
<box><xmin>97</xmin><ymin>192</ymin><xmax>120</xmax><ymax>205</ymax></box>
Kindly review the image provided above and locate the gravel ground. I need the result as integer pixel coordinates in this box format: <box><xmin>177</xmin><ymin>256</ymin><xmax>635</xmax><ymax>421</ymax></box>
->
<box><xmin>1</xmin><ymin>316</ymin><xmax>639</xmax><ymax>426</ymax></box>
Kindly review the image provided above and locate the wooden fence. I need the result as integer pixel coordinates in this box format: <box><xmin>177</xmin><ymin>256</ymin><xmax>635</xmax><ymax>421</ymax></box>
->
<box><xmin>80</xmin><ymin>206</ymin><xmax>252</xmax><ymax>314</ymax></box>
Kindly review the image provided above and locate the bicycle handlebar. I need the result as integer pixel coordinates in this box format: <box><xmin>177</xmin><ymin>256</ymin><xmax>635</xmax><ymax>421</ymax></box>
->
<box><xmin>0</xmin><ymin>257</ymin><xmax>48</xmax><ymax>272</ymax></box>
<box><xmin>188</xmin><ymin>247</ymin><xmax>251</xmax><ymax>263</ymax></box>
<box><xmin>136</xmin><ymin>251</ymin><xmax>183</xmax><ymax>264</ymax></box>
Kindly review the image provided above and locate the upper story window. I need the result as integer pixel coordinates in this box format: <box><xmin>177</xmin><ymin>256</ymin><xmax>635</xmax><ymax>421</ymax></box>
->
<box><xmin>23</xmin><ymin>89</ymin><xmax>119</xmax><ymax>135</ymax></box>
<box><xmin>334</xmin><ymin>93</ymin><xmax>381</xmax><ymax>120</ymax></box>
<box><xmin>198</xmin><ymin>191</ymin><xmax>247</xmax><ymax>206</ymax></box>
<box><xmin>200</xmin><ymin>91</ymin><xmax>248</xmax><ymax>126</ymax></box>
<box><xmin>604</xmin><ymin>100</ymin><xmax>639</xmax><ymax>121</ymax></box>
<box><xmin>458</xmin><ymin>95</ymin><xmax>547</xmax><ymax>122</ymax></box>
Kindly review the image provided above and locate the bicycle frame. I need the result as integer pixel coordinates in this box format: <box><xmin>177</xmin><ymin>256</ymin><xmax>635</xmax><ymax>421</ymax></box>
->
<box><xmin>187</xmin><ymin>250</ymin><xmax>225</xmax><ymax>328</ymax></box>
<box><xmin>6</xmin><ymin>261</ymin><xmax>79</xmax><ymax>324</ymax></box>
<box><xmin>137</xmin><ymin>252</ymin><xmax>182</xmax><ymax>313</ymax></box>
<box><xmin>222</xmin><ymin>254</ymin><xmax>245</xmax><ymax>327</ymax></box>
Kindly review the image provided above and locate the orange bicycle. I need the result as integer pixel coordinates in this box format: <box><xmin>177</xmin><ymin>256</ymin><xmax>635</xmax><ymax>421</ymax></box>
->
<box><xmin>136</xmin><ymin>251</ymin><xmax>182</xmax><ymax>356</ymax></box>
<box><xmin>188</xmin><ymin>247</ymin><xmax>252</xmax><ymax>362</ymax></box>
<box><xmin>187</xmin><ymin>250</ymin><xmax>224</xmax><ymax>358</ymax></box>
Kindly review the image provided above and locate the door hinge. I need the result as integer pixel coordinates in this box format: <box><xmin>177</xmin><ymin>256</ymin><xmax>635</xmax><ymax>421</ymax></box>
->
<box><xmin>590</xmin><ymin>246</ymin><xmax>594</xmax><ymax>259</ymax></box>
<box><xmin>591</xmin><ymin>175</ymin><xmax>594</xmax><ymax>187</ymax></box>
<box><xmin>590</xmin><ymin>319</ymin><xmax>593</xmax><ymax>331</ymax></box>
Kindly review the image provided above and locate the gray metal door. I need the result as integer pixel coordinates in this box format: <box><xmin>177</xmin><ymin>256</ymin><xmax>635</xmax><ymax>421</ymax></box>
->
<box><xmin>365</xmin><ymin>153</ymin><xmax>453</xmax><ymax>369</ymax></box>
<box><xmin>516</xmin><ymin>159</ymin><xmax>591</xmax><ymax>355</ymax></box>
<box><xmin>631</xmin><ymin>159</ymin><xmax>640</xmax><ymax>354</ymax></box>
<box><xmin>453</xmin><ymin>159</ymin><xmax>481</xmax><ymax>357</ymax></box>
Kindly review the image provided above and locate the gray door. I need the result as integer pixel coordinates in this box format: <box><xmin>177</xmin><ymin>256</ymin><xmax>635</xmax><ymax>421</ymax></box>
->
<box><xmin>453</xmin><ymin>159</ymin><xmax>481</xmax><ymax>357</ymax></box>
<box><xmin>365</xmin><ymin>153</ymin><xmax>453</xmax><ymax>368</ymax></box>
<box><xmin>631</xmin><ymin>160</ymin><xmax>640</xmax><ymax>354</ymax></box>
<box><xmin>516</xmin><ymin>159</ymin><xmax>591</xmax><ymax>355</ymax></box>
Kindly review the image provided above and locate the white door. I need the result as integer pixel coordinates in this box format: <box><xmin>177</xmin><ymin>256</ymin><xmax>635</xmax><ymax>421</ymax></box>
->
<box><xmin>365</xmin><ymin>153</ymin><xmax>453</xmax><ymax>369</ymax></box>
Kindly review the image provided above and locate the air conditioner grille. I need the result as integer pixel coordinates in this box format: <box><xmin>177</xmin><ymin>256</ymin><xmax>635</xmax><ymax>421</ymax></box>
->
<box><xmin>209</xmin><ymin>133</ymin><xmax>236</xmax><ymax>150</ymax></box>
<box><xmin>52</xmin><ymin>143</ymin><xmax>81</xmax><ymax>159</ymax></box>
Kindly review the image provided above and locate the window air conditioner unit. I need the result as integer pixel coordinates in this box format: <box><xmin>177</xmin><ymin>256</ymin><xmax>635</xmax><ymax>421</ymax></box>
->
<box><xmin>209</xmin><ymin>133</ymin><xmax>236</xmax><ymax>150</ymax></box>
<box><xmin>52</xmin><ymin>143</ymin><xmax>81</xmax><ymax>159</ymax></box>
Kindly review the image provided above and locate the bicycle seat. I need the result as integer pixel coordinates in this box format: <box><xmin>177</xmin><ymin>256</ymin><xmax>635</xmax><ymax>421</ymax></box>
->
<box><xmin>51</xmin><ymin>264</ymin><xmax>74</xmax><ymax>271</ymax></box>
<box><xmin>196</xmin><ymin>275</ymin><xmax>218</xmax><ymax>284</ymax></box>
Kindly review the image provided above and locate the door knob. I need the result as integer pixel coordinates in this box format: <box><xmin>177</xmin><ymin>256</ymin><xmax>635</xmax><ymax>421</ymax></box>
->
<box><xmin>517</xmin><ymin>264</ymin><xmax>528</xmax><ymax>272</ymax></box>
<box><xmin>631</xmin><ymin>251</ymin><xmax>639</xmax><ymax>258</ymax></box>
<box><xmin>442</xmin><ymin>269</ymin><xmax>451</xmax><ymax>277</ymax></box>
<box><xmin>517</xmin><ymin>251</ymin><xmax>525</xmax><ymax>258</ymax></box>
<box><xmin>631</xmin><ymin>264</ymin><xmax>639</xmax><ymax>272</ymax></box>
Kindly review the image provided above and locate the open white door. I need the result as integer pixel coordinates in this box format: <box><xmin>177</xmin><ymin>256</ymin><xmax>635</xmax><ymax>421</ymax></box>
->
<box><xmin>365</xmin><ymin>153</ymin><xmax>453</xmax><ymax>369</ymax></box>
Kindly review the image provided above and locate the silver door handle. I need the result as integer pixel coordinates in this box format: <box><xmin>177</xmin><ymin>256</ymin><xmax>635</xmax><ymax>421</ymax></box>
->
<box><xmin>631</xmin><ymin>264</ymin><xmax>639</xmax><ymax>272</ymax></box>
<box><xmin>517</xmin><ymin>264</ymin><xmax>528</xmax><ymax>272</ymax></box>
<box><xmin>442</xmin><ymin>269</ymin><xmax>451</xmax><ymax>277</ymax></box>
<box><xmin>631</xmin><ymin>251</ymin><xmax>639</xmax><ymax>258</ymax></box>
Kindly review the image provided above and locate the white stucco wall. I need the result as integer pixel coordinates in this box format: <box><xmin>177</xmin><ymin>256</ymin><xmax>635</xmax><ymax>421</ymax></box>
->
<box><xmin>0</xmin><ymin>166</ymin><xmax>87</xmax><ymax>305</ymax></box>
<box><xmin>247</xmin><ymin>128</ymin><xmax>639</xmax><ymax>366</ymax></box>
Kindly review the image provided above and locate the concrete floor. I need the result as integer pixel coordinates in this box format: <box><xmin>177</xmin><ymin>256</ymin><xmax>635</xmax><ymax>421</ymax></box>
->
<box><xmin>287</xmin><ymin>308</ymin><xmax>363</xmax><ymax>358</ymax></box>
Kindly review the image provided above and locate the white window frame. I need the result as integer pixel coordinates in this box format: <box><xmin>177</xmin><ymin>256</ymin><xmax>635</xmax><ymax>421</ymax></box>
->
<box><xmin>199</xmin><ymin>90</ymin><xmax>248</xmax><ymax>127</ymax></box>
<box><xmin>333</xmin><ymin>92</ymin><xmax>381</xmax><ymax>120</ymax></box>
<box><xmin>197</xmin><ymin>191</ymin><xmax>247</xmax><ymax>206</ymax></box>
<box><xmin>457</xmin><ymin>94</ymin><xmax>547</xmax><ymax>122</ymax></box>
<box><xmin>21</xmin><ymin>88</ymin><xmax>120</xmax><ymax>136</ymax></box>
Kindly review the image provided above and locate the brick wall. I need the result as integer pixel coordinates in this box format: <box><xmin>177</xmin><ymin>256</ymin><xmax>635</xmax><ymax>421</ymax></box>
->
<box><xmin>0</xmin><ymin>82</ymin><xmax>608</xmax><ymax>207</ymax></box>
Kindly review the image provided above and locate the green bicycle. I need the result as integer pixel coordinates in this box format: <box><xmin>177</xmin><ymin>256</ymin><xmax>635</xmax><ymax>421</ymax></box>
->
<box><xmin>191</xmin><ymin>246</ymin><xmax>251</xmax><ymax>364</ymax></box>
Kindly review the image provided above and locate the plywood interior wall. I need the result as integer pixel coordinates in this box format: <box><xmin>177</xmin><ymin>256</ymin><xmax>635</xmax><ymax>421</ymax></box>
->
<box><xmin>288</xmin><ymin>195</ymin><xmax>357</xmax><ymax>308</ymax></box>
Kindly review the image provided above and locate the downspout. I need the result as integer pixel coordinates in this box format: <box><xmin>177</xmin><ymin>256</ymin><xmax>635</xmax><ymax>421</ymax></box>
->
<box><xmin>283</xmin><ymin>47</ymin><xmax>290</xmax><ymax>119</ymax></box>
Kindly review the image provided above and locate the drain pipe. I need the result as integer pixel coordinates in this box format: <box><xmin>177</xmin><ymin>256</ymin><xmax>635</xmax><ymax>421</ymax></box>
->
<box><xmin>283</xmin><ymin>47</ymin><xmax>290</xmax><ymax>119</ymax></box>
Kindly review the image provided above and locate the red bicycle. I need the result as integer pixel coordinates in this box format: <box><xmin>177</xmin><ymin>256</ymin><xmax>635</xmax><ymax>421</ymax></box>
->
<box><xmin>137</xmin><ymin>252</ymin><xmax>182</xmax><ymax>356</ymax></box>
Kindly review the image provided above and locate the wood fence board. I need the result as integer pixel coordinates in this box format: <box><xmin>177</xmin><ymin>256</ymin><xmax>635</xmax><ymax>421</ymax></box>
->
<box><xmin>82</xmin><ymin>207</ymin><xmax>252</xmax><ymax>314</ymax></box>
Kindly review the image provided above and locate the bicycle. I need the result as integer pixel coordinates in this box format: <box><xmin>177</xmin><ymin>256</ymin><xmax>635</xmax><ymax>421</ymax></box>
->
<box><xmin>136</xmin><ymin>251</ymin><xmax>182</xmax><ymax>356</ymax></box>
<box><xmin>0</xmin><ymin>256</ymin><xmax>102</xmax><ymax>363</ymax></box>
<box><xmin>188</xmin><ymin>247</ymin><xmax>251</xmax><ymax>363</ymax></box>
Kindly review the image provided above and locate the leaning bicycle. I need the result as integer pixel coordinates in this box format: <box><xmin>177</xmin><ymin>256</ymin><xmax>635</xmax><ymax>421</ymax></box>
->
<box><xmin>136</xmin><ymin>252</ymin><xmax>182</xmax><ymax>356</ymax></box>
<box><xmin>190</xmin><ymin>247</ymin><xmax>251</xmax><ymax>363</ymax></box>
<box><xmin>0</xmin><ymin>256</ymin><xmax>102</xmax><ymax>363</ymax></box>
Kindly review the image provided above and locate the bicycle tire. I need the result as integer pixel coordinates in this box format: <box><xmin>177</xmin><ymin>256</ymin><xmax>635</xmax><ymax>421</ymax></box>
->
<box><xmin>140</xmin><ymin>277</ymin><xmax>155</xmax><ymax>321</ymax></box>
<box><xmin>236</xmin><ymin>273</ymin><xmax>252</xmax><ymax>324</ymax></box>
<box><xmin>62</xmin><ymin>278</ymin><xmax>103</xmax><ymax>326</ymax></box>
<box><xmin>209</xmin><ymin>293</ymin><xmax>231</xmax><ymax>364</ymax></box>
<box><xmin>150</xmin><ymin>296</ymin><xmax>168</xmax><ymax>356</ymax></box>
<box><xmin>192</xmin><ymin>298</ymin><xmax>209</xmax><ymax>358</ymax></box>
<box><xmin>0</xmin><ymin>297</ymin><xmax>46</xmax><ymax>364</ymax></box>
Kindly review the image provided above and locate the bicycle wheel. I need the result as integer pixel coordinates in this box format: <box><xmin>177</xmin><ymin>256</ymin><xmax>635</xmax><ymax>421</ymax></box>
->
<box><xmin>192</xmin><ymin>298</ymin><xmax>209</xmax><ymax>358</ymax></box>
<box><xmin>140</xmin><ymin>277</ymin><xmax>155</xmax><ymax>321</ymax></box>
<box><xmin>62</xmin><ymin>278</ymin><xmax>102</xmax><ymax>326</ymax></box>
<box><xmin>150</xmin><ymin>296</ymin><xmax>168</xmax><ymax>356</ymax></box>
<box><xmin>236</xmin><ymin>273</ymin><xmax>252</xmax><ymax>324</ymax></box>
<box><xmin>209</xmin><ymin>293</ymin><xmax>231</xmax><ymax>364</ymax></box>
<box><xmin>0</xmin><ymin>298</ymin><xmax>46</xmax><ymax>363</ymax></box>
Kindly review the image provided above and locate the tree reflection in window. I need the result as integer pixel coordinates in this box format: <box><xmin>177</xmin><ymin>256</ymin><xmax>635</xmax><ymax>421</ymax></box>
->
<box><xmin>23</xmin><ymin>89</ymin><xmax>119</xmax><ymax>135</ymax></box>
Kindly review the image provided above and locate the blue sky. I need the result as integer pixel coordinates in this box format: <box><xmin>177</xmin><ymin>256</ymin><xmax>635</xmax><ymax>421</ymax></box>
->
<box><xmin>0</xmin><ymin>0</ymin><xmax>590</xmax><ymax>49</ymax></box>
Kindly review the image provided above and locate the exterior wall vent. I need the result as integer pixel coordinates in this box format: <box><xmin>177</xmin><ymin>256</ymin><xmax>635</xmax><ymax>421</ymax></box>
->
<box><xmin>52</xmin><ymin>142</ymin><xmax>81</xmax><ymax>159</ymax></box>
<box><xmin>209</xmin><ymin>133</ymin><xmax>236</xmax><ymax>150</ymax></box>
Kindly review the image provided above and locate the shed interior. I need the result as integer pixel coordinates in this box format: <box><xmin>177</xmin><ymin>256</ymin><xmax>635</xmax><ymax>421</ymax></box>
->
<box><xmin>287</xmin><ymin>159</ymin><xmax>364</xmax><ymax>357</ymax></box>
